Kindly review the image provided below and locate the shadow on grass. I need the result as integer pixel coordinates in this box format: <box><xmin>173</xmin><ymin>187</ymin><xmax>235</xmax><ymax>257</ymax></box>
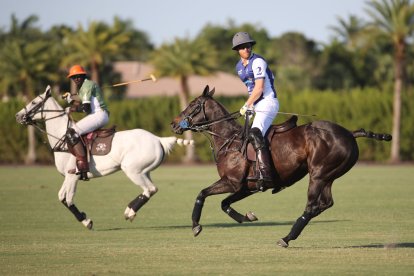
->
<box><xmin>96</xmin><ymin>219</ymin><xmax>345</xmax><ymax>231</ymax></box>
<box><xmin>345</xmin><ymin>243</ymin><xmax>414</xmax><ymax>249</ymax></box>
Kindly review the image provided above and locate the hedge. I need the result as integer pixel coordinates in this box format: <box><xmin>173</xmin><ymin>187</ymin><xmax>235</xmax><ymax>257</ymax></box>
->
<box><xmin>1</xmin><ymin>88</ymin><xmax>413</xmax><ymax>164</ymax></box>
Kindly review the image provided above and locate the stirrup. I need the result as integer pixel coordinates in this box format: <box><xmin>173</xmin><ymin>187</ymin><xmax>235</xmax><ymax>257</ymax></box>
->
<box><xmin>76</xmin><ymin>171</ymin><xmax>89</xmax><ymax>181</ymax></box>
<box><xmin>256</xmin><ymin>180</ymin><xmax>269</xmax><ymax>192</ymax></box>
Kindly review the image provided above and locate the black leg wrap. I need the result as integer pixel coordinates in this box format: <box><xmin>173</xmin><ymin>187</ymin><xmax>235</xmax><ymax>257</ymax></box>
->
<box><xmin>221</xmin><ymin>201</ymin><xmax>245</xmax><ymax>223</ymax></box>
<box><xmin>226</xmin><ymin>207</ymin><xmax>245</xmax><ymax>223</ymax></box>
<box><xmin>128</xmin><ymin>194</ymin><xmax>149</xmax><ymax>212</ymax></box>
<box><xmin>192</xmin><ymin>197</ymin><xmax>204</xmax><ymax>223</ymax></box>
<box><xmin>287</xmin><ymin>212</ymin><xmax>312</xmax><ymax>241</ymax></box>
<box><xmin>61</xmin><ymin>199</ymin><xmax>86</xmax><ymax>222</ymax></box>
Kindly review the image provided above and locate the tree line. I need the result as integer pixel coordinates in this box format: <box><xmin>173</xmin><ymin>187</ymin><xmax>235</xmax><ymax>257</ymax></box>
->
<box><xmin>1</xmin><ymin>0</ymin><xmax>413</xmax><ymax>164</ymax></box>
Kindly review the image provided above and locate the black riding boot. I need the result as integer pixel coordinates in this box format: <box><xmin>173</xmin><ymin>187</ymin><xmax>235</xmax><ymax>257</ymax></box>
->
<box><xmin>66</xmin><ymin>128</ymin><xmax>89</xmax><ymax>181</ymax></box>
<box><xmin>247</xmin><ymin>127</ymin><xmax>273</xmax><ymax>191</ymax></box>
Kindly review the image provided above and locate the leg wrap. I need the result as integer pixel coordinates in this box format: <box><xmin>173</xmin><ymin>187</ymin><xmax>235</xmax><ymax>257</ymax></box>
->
<box><xmin>287</xmin><ymin>212</ymin><xmax>312</xmax><ymax>241</ymax></box>
<box><xmin>192</xmin><ymin>197</ymin><xmax>205</xmax><ymax>223</ymax></box>
<box><xmin>128</xmin><ymin>194</ymin><xmax>149</xmax><ymax>212</ymax></box>
<box><xmin>61</xmin><ymin>199</ymin><xmax>86</xmax><ymax>222</ymax></box>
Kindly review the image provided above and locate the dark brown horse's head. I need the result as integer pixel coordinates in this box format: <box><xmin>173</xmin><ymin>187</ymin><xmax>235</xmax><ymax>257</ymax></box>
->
<box><xmin>171</xmin><ymin>85</ymin><xmax>220</xmax><ymax>134</ymax></box>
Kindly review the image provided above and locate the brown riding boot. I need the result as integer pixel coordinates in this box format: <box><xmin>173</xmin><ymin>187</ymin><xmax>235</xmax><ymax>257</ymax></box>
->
<box><xmin>247</xmin><ymin>128</ymin><xmax>273</xmax><ymax>191</ymax></box>
<box><xmin>72</xmin><ymin>142</ymin><xmax>89</xmax><ymax>181</ymax></box>
<box><xmin>66</xmin><ymin>128</ymin><xmax>89</xmax><ymax>181</ymax></box>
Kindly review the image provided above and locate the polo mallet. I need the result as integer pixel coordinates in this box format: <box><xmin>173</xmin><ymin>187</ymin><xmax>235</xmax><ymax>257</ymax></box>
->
<box><xmin>106</xmin><ymin>74</ymin><xmax>157</xmax><ymax>88</ymax></box>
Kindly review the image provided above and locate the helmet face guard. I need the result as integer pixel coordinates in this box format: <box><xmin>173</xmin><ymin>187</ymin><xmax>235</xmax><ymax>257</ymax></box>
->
<box><xmin>67</xmin><ymin>65</ymin><xmax>87</xmax><ymax>78</ymax></box>
<box><xmin>232</xmin><ymin>32</ymin><xmax>256</xmax><ymax>50</ymax></box>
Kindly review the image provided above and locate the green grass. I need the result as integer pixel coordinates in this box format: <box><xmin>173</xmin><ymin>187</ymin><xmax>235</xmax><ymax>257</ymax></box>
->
<box><xmin>0</xmin><ymin>164</ymin><xmax>413</xmax><ymax>275</ymax></box>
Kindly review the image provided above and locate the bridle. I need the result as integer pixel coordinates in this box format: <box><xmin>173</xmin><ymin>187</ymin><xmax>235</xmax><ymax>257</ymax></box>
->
<box><xmin>21</xmin><ymin>93</ymin><xmax>70</xmax><ymax>152</ymax></box>
<box><xmin>178</xmin><ymin>97</ymin><xmax>241</xmax><ymax>135</ymax></box>
<box><xmin>177</xmin><ymin>97</ymin><xmax>247</xmax><ymax>162</ymax></box>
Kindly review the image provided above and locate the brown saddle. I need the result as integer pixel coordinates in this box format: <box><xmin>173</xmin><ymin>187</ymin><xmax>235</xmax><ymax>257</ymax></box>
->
<box><xmin>81</xmin><ymin>126</ymin><xmax>116</xmax><ymax>156</ymax></box>
<box><xmin>247</xmin><ymin>116</ymin><xmax>298</xmax><ymax>161</ymax></box>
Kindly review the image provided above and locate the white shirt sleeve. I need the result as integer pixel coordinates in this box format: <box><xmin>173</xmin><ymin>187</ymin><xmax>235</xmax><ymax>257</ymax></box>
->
<box><xmin>252</xmin><ymin>58</ymin><xmax>267</xmax><ymax>79</ymax></box>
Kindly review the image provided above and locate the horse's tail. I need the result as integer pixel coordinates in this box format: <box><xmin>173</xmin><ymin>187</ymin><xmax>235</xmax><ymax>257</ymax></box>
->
<box><xmin>352</xmin><ymin>128</ymin><xmax>392</xmax><ymax>141</ymax></box>
<box><xmin>159</xmin><ymin>136</ymin><xmax>195</xmax><ymax>155</ymax></box>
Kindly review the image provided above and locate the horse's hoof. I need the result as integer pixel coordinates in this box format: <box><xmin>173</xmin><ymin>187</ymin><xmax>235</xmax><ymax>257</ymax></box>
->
<box><xmin>127</xmin><ymin>209</ymin><xmax>136</xmax><ymax>222</ymax></box>
<box><xmin>277</xmin><ymin>238</ymin><xmax>289</xmax><ymax>248</ymax></box>
<box><xmin>245</xmin><ymin>211</ymin><xmax>258</xmax><ymax>222</ymax></box>
<box><xmin>193</xmin><ymin>225</ymin><xmax>202</xmax><ymax>237</ymax></box>
<box><xmin>82</xmin><ymin>218</ymin><xmax>93</xmax><ymax>230</ymax></box>
<box><xmin>124</xmin><ymin>207</ymin><xmax>131</xmax><ymax>220</ymax></box>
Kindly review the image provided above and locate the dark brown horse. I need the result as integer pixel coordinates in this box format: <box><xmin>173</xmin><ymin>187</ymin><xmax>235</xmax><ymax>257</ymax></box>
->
<box><xmin>171</xmin><ymin>86</ymin><xmax>392</xmax><ymax>247</ymax></box>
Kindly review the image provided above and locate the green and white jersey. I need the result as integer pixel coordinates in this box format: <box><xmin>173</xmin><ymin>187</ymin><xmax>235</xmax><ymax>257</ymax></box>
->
<box><xmin>78</xmin><ymin>79</ymin><xmax>107</xmax><ymax>112</ymax></box>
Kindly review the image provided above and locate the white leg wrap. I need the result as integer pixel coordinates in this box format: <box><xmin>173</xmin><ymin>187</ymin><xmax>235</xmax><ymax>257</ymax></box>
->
<box><xmin>82</xmin><ymin>218</ymin><xmax>93</xmax><ymax>230</ymax></box>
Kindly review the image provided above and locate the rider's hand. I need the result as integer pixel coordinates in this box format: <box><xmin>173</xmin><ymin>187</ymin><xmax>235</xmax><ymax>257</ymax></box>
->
<box><xmin>240</xmin><ymin>103</ymin><xmax>254</xmax><ymax>117</ymax></box>
<box><xmin>240</xmin><ymin>104</ymin><xmax>248</xmax><ymax>116</ymax></box>
<box><xmin>62</xmin><ymin>92</ymin><xmax>74</xmax><ymax>104</ymax></box>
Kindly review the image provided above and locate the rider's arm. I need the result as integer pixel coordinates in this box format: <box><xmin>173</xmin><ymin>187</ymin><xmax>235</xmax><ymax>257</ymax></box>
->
<box><xmin>245</xmin><ymin>58</ymin><xmax>267</xmax><ymax>108</ymax></box>
<box><xmin>69</xmin><ymin>101</ymin><xmax>91</xmax><ymax>114</ymax></box>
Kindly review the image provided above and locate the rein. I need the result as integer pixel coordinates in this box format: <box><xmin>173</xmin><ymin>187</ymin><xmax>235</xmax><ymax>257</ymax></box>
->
<box><xmin>178</xmin><ymin>99</ymin><xmax>248</xmax><ymax>162</ymax></box>
<box><xmin>23</xmin><ymin>95</ymin><xmax>70</xmax><ymax>152</ymax></box>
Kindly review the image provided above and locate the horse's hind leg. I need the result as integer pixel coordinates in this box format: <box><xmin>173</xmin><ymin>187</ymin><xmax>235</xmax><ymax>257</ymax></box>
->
<box><xmin>278</xmin><ymin>180</ymin><xmax>334</xmax><ymax>248</ymax></box>
<box><xmin>123</xmin><ymin>170</ymin><xmax>157</xmax><ymax>222</ymax></box>
<box><xmin>221</xmin><ymin>189</ymin><xmax>257</xmax><ymax>223</ymax></box>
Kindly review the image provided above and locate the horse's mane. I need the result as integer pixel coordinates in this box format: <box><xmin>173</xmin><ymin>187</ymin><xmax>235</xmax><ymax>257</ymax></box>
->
<box><xmin>205</xmin><ymin>95</ymin><xmax>243</xmax><ymax>133</ymax></box>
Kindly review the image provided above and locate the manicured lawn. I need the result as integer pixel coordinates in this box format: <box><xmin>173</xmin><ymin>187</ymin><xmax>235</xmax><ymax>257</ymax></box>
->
<box><xmin>0</xmin><ymin>164</ymin><xmax>413</xmax><ymax>275</ymax></box>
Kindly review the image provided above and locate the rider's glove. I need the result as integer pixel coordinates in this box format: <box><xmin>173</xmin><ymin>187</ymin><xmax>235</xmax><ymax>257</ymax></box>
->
<box><xmin>240</xmin><ymin>103</ymin><xmax>254</xmax><ymax>117</ymax></box>
<box><xmin>240</xmin><ymin>104</ymin><xmax>248</xmax><ymax>116</ymax></box>
<box><xmin>62</xmin><ymin>92</ymin><xmax>74</xmax><ymax>104</ymax></box>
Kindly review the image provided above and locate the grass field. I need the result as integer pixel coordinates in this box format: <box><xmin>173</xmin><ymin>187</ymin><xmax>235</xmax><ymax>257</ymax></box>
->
<box><xmin>0</xmin><ymin>164</ymin><xmax>413</xmax><ymax>275</ymax></box>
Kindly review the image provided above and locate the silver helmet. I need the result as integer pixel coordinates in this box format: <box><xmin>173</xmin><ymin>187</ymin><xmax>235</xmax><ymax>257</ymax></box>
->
<box><xmin>232</xmin><ymin>32</ymin><xmax>256</xmax><ymax>50</ymax></box>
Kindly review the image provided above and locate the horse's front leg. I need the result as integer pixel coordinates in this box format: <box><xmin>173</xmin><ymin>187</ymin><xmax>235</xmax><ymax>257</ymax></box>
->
<box><xmin>192</xmin><ymin>178</ymin><xmax>237</xmax><ymax>237</ymax></box>
<box><xmin>221</xmin><ymin>188</ymin><xmax>258</xmax><ymax>223</ymax></box>
<box><xmin>58</xmin><ymin>175</ymin><xmax>93</xmax><ymax>230</ymax></box>
<box><xmin>61</xmin><ymin>199</ymin><xmax>93</xmax><ymax>230</ymax></box>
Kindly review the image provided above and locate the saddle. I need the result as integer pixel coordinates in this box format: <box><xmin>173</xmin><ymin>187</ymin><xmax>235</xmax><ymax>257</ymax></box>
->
<box><xmin>246</xmin><ymin>116</ymin><xmax>298</xmax><ymax>161</ymax></box>
<box><xmin>81</xmin><ymin>126</ymin><xmax>116</xmax><ymax>156</ymax></box>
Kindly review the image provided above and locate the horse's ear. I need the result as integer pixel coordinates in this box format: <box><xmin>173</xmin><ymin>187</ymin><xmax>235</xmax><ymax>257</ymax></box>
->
<box><xmin>202</xmin><ymin>85</ymin><xmax>210</xmax><ymax>96</ymax></box>
<box><xmin>209</xmin><ymin>87</ymin><xmax>215</xmax><ymax>97</ymax></box>
<box><xmin>45</xmin><ymin>85</ymin><xmax>52</xmax><ymax>98</ymax></box>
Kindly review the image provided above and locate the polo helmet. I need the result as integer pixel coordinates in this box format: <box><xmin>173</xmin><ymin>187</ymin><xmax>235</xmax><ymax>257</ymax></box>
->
<box><xmin>232</xmin><ymin>32</ymin><xmax>256</xmax><ymax>50</ymax></box>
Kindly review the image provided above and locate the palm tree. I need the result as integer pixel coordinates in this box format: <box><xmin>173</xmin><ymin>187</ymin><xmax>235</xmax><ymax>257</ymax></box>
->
<box><xmin>329</xmin><ymin>15</ymin><xmax>367</xmax><ymax>51</ymax></box>
<box><xmin>0</xmin><ymin>15</ymin><xmax>58</xmax><ymax>164</ymax></box>
<box><xmin>61</xmin><ymin>17</ymin><xmax>131</xmax><ymax>84</ymax></box>
<box><xmin>365</xmin><ymin>0</ymin><xmax>414</xmax><ymax>163</ymax></box>
<box><xmin>150</xmin><ymin>38</ymin><xmax>218</xmax><ymax>163</ymax></box>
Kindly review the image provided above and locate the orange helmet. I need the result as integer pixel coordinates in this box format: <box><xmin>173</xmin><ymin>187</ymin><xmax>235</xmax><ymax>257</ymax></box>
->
<box><xmin>67</xmin><ymin>65</ymin><xmax>87</xmax><ymax>78</ymax></box>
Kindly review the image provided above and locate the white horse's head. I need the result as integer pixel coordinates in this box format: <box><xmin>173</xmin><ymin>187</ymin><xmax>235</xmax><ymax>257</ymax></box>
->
<box><xmin>15</xmin><ymin>85</ymin><xmax>64</xmax><ymax>125</ymax></box>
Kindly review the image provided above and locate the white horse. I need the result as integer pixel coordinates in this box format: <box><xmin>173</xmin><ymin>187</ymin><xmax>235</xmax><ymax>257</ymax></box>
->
<box><xmin>15</xmin><ymin>86</ymin><xmax>192</xmax><ymax>229</ymax></box>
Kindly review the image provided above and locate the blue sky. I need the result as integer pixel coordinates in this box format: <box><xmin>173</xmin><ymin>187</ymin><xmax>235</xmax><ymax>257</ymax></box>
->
<box><xmin>1</xmin><ymin>0</ymin><xmax>368</xmax><ymax>46</ymax></box>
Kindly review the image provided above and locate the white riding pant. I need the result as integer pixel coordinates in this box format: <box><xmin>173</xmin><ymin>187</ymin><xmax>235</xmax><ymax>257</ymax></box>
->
<box><xmin>252</xmin><ymin>97</ymin><xmax>279</xmax><ymax>136</ymax></box>
<box><xmin>72</xmin><ymin>110</ymin><xmax>109</xmax><ymax>135</ymax></box>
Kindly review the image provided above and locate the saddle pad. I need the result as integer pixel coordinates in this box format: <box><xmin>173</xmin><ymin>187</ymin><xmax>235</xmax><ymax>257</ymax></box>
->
<box><xmin>90</xmin><ymin>135</ymin><xmax>115</xmax><ymax>155</ymax></box>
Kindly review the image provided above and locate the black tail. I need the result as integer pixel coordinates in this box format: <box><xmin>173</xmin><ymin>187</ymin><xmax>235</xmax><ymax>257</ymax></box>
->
<box><xmin>352</xmin><ymin>128</ymin><xmax>392</xmax><ymax>141</ymax></box>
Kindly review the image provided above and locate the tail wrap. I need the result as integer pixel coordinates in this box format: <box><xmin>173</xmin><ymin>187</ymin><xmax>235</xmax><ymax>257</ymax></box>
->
<box><xmin>352</xmin><ymin>128</ymin><xmax>392</xmax><ymax>141</ymax></box>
